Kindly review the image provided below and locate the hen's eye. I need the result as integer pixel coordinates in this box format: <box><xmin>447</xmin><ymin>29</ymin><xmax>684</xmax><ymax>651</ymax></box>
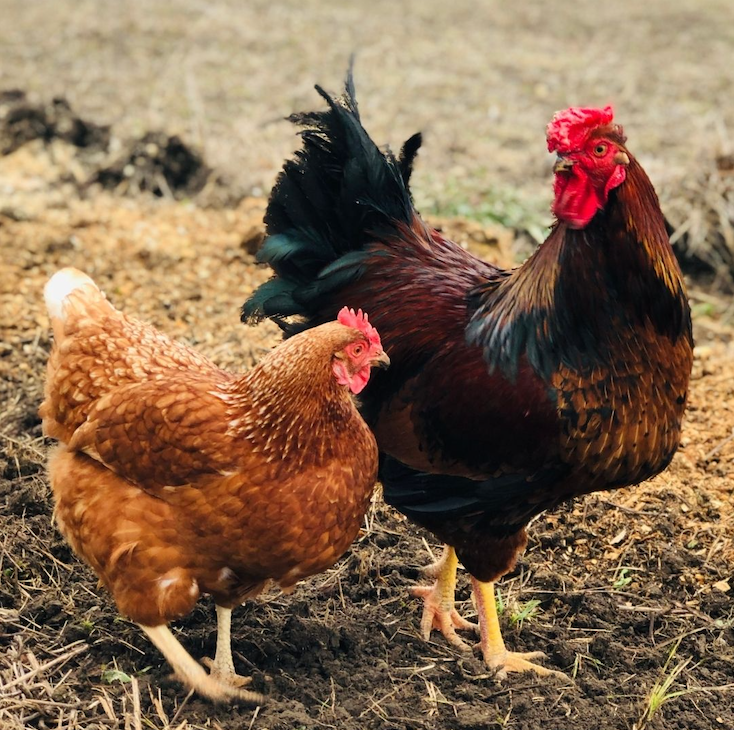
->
<box><xmin>593</xmin><ymin>144</ymin><xmax>608</xmax><ymax>157</ymax></box>
<box><xmin>352</xmin><ymin>344</ymin><xmax>364</xmax><ymax>356</ymax></box>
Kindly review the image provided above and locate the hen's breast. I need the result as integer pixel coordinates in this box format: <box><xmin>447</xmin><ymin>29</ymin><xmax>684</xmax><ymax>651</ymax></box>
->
<box><xmin>158</xmin><ymin>415</ymin><xmax>380</xmax><ymax>601</ymax></box>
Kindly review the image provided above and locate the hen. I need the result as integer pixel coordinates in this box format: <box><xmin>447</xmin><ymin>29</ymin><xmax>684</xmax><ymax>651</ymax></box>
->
<box><xmin>40</xmin><ymin>268</ymin><xmax>389</xmax><ymax>702</ymax></box>
<box><xmin>243</xmin><ymin>72</ymin><xmax>693</xmax><ymax>679</ymax></box>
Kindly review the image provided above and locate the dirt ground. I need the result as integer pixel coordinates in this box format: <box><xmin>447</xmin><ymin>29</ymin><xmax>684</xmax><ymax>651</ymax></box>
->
<box><xmin>2</xmin><ymin>2</ymin><xmax>734</xmax><ymax>729</ymax></box>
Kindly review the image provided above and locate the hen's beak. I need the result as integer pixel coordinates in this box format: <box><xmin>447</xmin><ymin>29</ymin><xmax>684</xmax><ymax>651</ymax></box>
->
<box><xmin>553</xmin><ymin>155</ymin><xmax>575</xmax><ymax>173</ymax></box>
<box><xmin>372</xmin><ymin>350</ymin><xmax>391</xmax><ymax>369</ymax></box>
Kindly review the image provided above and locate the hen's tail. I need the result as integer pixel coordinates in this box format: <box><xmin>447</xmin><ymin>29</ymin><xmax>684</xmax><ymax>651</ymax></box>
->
<box><xmin>44</xmin><ymin>268</ymin><xmax>111</xmax><ymax>340</ymax></box>
<box><xmin>241</xmin><ymin>66</ymin><xmax>422</xmax><ymax>335</ymax></box>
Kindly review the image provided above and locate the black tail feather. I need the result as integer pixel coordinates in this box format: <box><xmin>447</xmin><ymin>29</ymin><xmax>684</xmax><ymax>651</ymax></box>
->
<box><xmin>242</xmin><ymin>68</ymin><xmax>421</xmax><ymax>333</ymax></box>
<box><xmin>398</xmin><ymin>132</ymin><xmax>422</xmax><ymax>187</ymax></box>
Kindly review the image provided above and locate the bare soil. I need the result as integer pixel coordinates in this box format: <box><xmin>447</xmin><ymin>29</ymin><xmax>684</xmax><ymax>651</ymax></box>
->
<box><xmin>1</xmin><ymin>2</ymin><xmax>734</xmax><ymax>727</ymax></box>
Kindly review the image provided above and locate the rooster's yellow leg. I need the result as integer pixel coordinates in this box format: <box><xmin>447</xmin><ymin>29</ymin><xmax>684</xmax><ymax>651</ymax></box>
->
<box><xmin>201</xmin><ymin>605</ymin><xmax>252</xmax><ymax>688</ymax></box>
<box><xmin>471</xmin><ymin>578</ymin><xmax>569</xmax><ymax>680</ymax></box>
<box><xmin>411</xmin><ymin>545</ymin><xmax>478</xmax><ymax>650</ymax></box>
<box><xmin>140</xmin><ymin>622</ymin><xmax>263</xmax><ymax>703</ymax></box>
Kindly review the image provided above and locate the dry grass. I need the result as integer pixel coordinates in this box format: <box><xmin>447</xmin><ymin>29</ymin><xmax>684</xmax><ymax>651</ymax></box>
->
<box><xmin>666</xmin><ymin>124</ymin><xmax>734</xmax><ymax>292</ymax></box>
<box><xmin>1</xmin><ymin>0</ymin><xmax>733</xmax><ymax>235</ymax></box>
<box><xmin>3</xmin><ymin>1</ymin><xmax>734</xmax><ymax>285</ymax></box>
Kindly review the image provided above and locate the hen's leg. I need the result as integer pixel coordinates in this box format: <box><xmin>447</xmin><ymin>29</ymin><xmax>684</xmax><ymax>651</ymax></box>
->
<box><xmin>140</xmin><ymin>623</ymin><xmax>263</xmax><ymax>703</ymax></box>
<box><xmin>411</xmin><ymin>545</ymin><xmax>478</xmax><ymax>650</ymax></box>
<box><xmin>471</xmin><ymin>579</ymin><xmax>568</xmax><ymax>680</ymax></box>
<box><xmin>201</xmin><ymin>605</ymin><xmax>252</xmax><ymax>688</ymax></box>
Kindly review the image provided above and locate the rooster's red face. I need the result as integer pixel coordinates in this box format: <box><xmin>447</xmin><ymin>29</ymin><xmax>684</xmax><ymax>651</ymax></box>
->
<box><xmin>546</xmin><ymin>106</ymin><xmax>630</xmax><ymax>229</ymax></box>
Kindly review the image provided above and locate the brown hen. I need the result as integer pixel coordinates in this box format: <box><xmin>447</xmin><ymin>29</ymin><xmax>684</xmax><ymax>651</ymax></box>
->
<box><xmin>40</xmin><ymin>268</ymin><xmax>388</xmax><ymax>702</ymax></box>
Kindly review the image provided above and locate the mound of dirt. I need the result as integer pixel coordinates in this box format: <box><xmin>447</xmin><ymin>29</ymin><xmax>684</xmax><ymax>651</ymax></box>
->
<box><xmin>0</xmin><ymin>92</ymin><xmax>236</xmax><ymax>205</ymax></box>
<box><xmin>0</xmin><ymin>91</ymin><xmax>110</xmax><ymax>156</ymax></box>
<box><xmin>88</xmin><ymin>131</ymin><xmax>211</xmax><ymax>200</ymax></box>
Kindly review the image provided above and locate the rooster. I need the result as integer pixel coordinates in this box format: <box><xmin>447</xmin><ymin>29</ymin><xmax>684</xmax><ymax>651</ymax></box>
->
<box><xmin>40</xmin><ymin>268</ymin><xmax>389</xmax><ymax>702</ymax></box>
<box><xmin>243</xmin><ymin>73</ymin><xmax>693</xmax><ymax>679</ymax></box>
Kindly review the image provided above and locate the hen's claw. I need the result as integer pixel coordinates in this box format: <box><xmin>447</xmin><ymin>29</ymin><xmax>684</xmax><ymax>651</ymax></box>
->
<box><xmin>142</xmin><ymin>624</ymin><xmax>264</xmax><ymax>704</ymax></box>
<box><xmin>201</xmin><ymin>656</ymin><xmax>253</xmax><ymax>688</ymax></box>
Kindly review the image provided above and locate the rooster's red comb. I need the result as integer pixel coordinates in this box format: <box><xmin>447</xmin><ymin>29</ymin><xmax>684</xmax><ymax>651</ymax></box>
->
<box><xmin>546</xmin><ymin>106</ymin><xmax>615</xmax><ymax>154</ymax></box>
<box><xmin>337</xmin><ymin>307</ymin><xmax>381</xmax><ymax>348</ymax></box>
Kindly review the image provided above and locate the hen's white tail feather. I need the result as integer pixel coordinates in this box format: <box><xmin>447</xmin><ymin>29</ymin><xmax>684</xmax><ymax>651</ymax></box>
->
<box><xmin>44</xmin><ymin>268</ymin><xmax>101</xmax><ymax>322</ymax></box>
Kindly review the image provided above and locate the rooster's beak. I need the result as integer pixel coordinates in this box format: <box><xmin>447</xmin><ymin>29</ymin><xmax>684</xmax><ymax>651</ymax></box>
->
<box><xmin>372</xmin><ymin>350</ymin><xmax>391</xmax><ymax>369</ymax></box>
<box><xmin>553</xmin><ymin>155</ymin><xmax>575</xmax><ymax>173</ymax></box>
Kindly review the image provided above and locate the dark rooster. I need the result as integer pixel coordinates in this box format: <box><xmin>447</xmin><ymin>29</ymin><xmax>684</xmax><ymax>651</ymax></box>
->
<box><xmin>243</xmin><ymin>73</ymin><xmax>693</xmax><ymax>678</ymax></box>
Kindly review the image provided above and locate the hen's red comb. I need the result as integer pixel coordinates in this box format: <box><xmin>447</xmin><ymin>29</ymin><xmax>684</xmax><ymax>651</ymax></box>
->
<box><xmin>337</xmin><ymin>307</ymin><xmax>381</xmax><ymax>348</ymax></box>
<box><xmin>546</xmin><ymin>106</ymin><xmax>615</xmax><ymax>153</ymax></box>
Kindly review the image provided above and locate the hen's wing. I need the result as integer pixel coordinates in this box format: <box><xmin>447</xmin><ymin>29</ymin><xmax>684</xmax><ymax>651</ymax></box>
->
<box><xmin>66</xmin><ymin>375</ymin><xmax>241</xmax><ymax>490</ymax></box>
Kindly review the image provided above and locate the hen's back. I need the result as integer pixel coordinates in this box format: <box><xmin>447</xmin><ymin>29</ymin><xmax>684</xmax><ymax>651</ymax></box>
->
<box><xmin>40</xmin><ymin>268</ymin><xmax>228</xmax><ymax>444</ymax></box>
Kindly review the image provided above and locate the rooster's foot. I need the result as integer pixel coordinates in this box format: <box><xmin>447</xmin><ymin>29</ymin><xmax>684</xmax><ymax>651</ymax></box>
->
<box><xmin>481</xmin><ymin>648</ymin><xmax>570</xmax><ymax>681</ymax></box>
<box><xmin>412</xmin><ymin>583</ymin><xmax>478</xmax><ymax>651</ymax></box>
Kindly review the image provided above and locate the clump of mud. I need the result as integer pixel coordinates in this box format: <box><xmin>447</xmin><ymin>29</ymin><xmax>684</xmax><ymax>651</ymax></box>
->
<box><xmin>0</xmin><ymin>91</ymin><xmax>110</xmax><ymax>156</ymax></box>
<box><xmin>0</xmin><ymin>91</ymin><xmax>226</xmax><ymax>203</ymax></box>
<box><xmin>89</xmin><ymin>131</ymin><xmax>211</xmax><ymax>199</ymax></box>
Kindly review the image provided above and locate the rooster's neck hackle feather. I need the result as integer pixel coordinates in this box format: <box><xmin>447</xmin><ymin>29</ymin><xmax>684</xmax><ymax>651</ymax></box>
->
<box><xmin>468</xmin><ymin>152</ymin><xmax>692</xmax><ymax>382</ymax></box>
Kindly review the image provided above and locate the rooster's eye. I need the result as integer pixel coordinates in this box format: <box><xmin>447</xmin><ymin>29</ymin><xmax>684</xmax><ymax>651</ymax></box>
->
<box><xmin>593</xmin><ymin>144</ymin><xmax>608</xmax><ymax>157</ymax></box>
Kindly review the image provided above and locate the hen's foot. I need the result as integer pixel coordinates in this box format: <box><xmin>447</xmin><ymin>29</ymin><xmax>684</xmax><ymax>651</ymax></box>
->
<box><xmin>201</xmin><ymin>656</ymin><xmax>253</xmax><ymax>688</ymax></box>
<box><xmin>141</xmin><ymin>624</ymin><xmax>264</xmax><ymax>704</ymax></box>
<box><xmin>199</xmin><ymin>604</ymin><xmax>255</xmax><ymax>690</ymax></box>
